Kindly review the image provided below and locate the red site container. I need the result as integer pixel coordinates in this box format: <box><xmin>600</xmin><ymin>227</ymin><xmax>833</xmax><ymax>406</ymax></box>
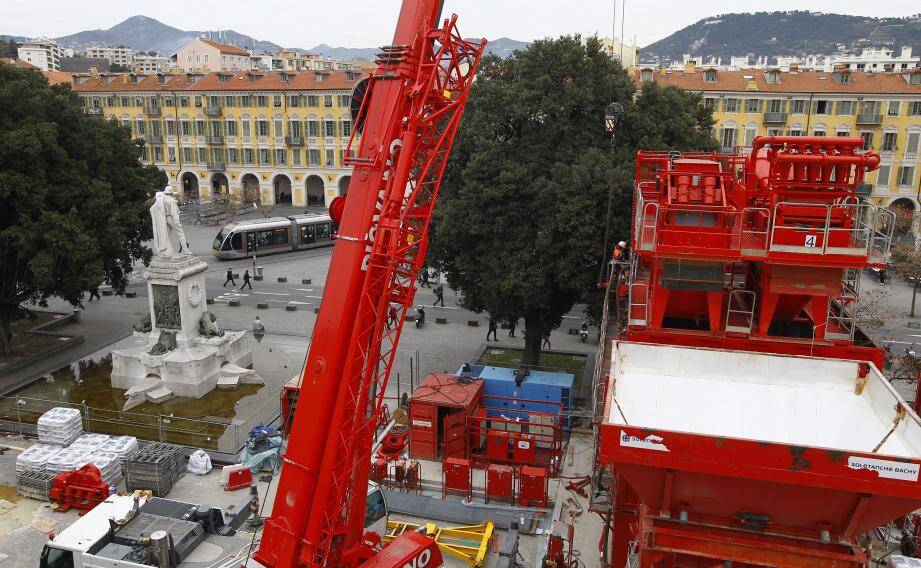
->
<box><xmin>518</xmin><ymin>466</ymin><xmax>548</xmax><ymax>508</ymax></box>
<box><xmin>409</xmin><ymin>374</ymin><xmax>483</xmax><ymax>460</ymax></box>
<box><xmin>486</xmin><ymin>464</ymin><xmax>514</xmax><ymax>505</ymax></box>
<box><xmin>443</xmin><ymin>457</ymin><xmax>472</xmax><ymax>500</ymax></box>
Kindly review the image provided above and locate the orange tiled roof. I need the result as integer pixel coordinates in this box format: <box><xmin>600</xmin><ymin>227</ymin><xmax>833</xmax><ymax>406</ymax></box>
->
<box><xmin>1</xmin><ymin>57</ymin><xmax>39</xmax><ymax>70</ymax></box>
<box><xmin>71</xmin><ymin>69</ymin><xmax>366</xmax><ymax>93</ymax></box>
<box><xmin>43</xmin><ymin>70</ymin><xmax>73</xmax><ymax>85</ymax></box>
<box><xmin>635</xmin><ymin>69</ymin><xmax>921</xmax><ymax>95</ymax></box>
<box><xmin>197</xmin><ymin>39</ymin><xmax>251</xmax><ymax>57</ymax></box>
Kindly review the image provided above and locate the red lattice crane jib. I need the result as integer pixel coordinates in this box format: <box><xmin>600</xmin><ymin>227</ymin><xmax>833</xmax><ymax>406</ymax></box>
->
<box><xmin>254</xmin><ymin>1</ymin><xmax>485</xmax><ymax>567</ymax></box>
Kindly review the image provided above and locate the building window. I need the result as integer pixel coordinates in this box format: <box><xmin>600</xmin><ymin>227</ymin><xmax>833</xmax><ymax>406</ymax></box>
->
<box><xmin>812</xmin><ymin>129</ymin><xmax>826</xmax><ymax>137</ymax></box>
<box><xmin>197</xmin><ymin>148</ymin><xmax>208</xmax><ymax>163</ymax></box>
<box><xmin>275</xmin><ymin>149</ymin><xmax>286</xmax><ymax>165</ymax></box>
<box><xmin>195</xmin><ymin>120</ymin><xmax>206</xmax><ymax>136</ymax></box>
<box><xmin>292</xmin><ymin>149</ymin><xmax>301</xmax><ymax>165</ymax></box>
<box><xmin>743</xmin><ymin>126</ymin><xmax>757</xmax><ymax>147</ymax></box>
<box><xmin>195</xmin><ymin>96</ymin><xmax>203</xmax><ymax>108</ymax></box>
<box><xmin>257</xmin><ymin>120</ymin><xmax>269</xmax><ymax>137</ymax></box>
<box><xmin>325</xmin><ymin>149</ymin><xmax>336</xmax><ymax>166</ymax></box>
<box><xmin>273</xmin><ymin>96</ymin><xmax>282</xmax><ymax>108</ymax></box>
<box><xmin>720</xmin><ymin>127</ymin><xmax>737</xmax><ymax>150</ymax></box>
<box><xmin>342</xmin><ymin>120</ymin><xmax>352</xmax><ymax>138</ymax></box>
<box><xmin>241</xmin><ymin>95</ymin><xmax>252</xmax><ymax>108</ymax></box>
<box><xmin>703</xmin><ymin>98</ymin><xmax>717</xmax><ymax>111</ymax></box>
<box><xmin>788</xmin><ymin>129</ymin><xmax>803</xmax><ymax>137</ymax></box>
<box><xmin>765</xmin><ymin>70</ymin><xmax>780</xmax><ymax>84</ymax></box>
<box><xmin>745</xmin><ymin>99</ymin><xmax>760</xmax><ymax>113</ymax></box>
<box><xmin>836</xmin><ymin>128</ymin><xmax>850</xmax><ymax>137</ymax></box>
<box><xmin>288</xmin><ymin>95</ymin><xmax>300</xmax><ymax>107</ymax></box>
<box><xmin>324</xmin><ymin>95</ymin><xmax>333</xmax><ymax>107</ymax></box>
<box><xmin>259</xmin><ymin>149</ymin><xmax>271</xmax><ymax>165</ymax></box>
<box><xmin>888</xmin><ymin>101</ymin><xmax>901</xmax><ymax>116</ymax></box>
<box><xmin>906</xmin><ymin>132</ymin><xmax>920</xmax><ymax>159</ymax></box>
<box><xmin>242</xmin><ymin>119</ymin><xmax>251</xmax><ymax>137</ymax></box>
<box><xmin>307</xmin><ymin>95</ymin><xmax>319</xmax><ymax>107</ymax></box>
<box><xmin>909</xmin><ymin>102</ymin><xmax>921</xmax><ymax>116</ymax></box>
<box><xmin>257</xmin><ymin>95</ymin><xmax>268</xmax><ymax>107</ymax></box>
<box><xmin>182</xmin><ymin>147</ymin><xmax>193</xmax><ymax>162</ymax></box>
<box><xmin>703</xmin><ymin>70</ymin><xmax>717</xmax><ymax>83</ymax></box>
<box><xmin>323</xmin><ymin>120</ymin><xmax>337</xmax><ymax>137</ymax></box>
<box><xmin>724</xmin><ymin>98</ymin><xmax>739</xmax><ymax>113</ymax></box>
<box><xmin>307</xmin><ymin>120</ymin><xmax>320</xmax><ymax>137</ymax></box>
<box><xmin>228</xmin><ymin>148</ymin><xmax>239</xmax><ymax>164</ymax></box>
<box><xmin>224</xmin><ymin>95</ymin><xmax>237</xmax><ymax>107</ymax></box>
<box><xmin>180</xmin><ymin>121</ymin><xmax>191</xmax><ymax>136</ymax></box>
<box><xmin>767</xmin><ymin>100</ymin><xmax>783</xmax><ymax>113</ymax></box>
<box><xmin>861</xmin><ymin>132</ymin><xmax>874</xmax><ymax>150</ymax></box>
<box><xmin>876</xmin><ymin>166</ymin><xmax>891</xmax><ymax>187</ymax></box>
<box><xmin>816</xmin><ymin>100</ymin><xmax>830</xmax><ymax>115</ymax></box>
<box><xmin>165</xmin><ymin>121</ymin><xmax>176</xmax><ymax>136</ymax></box>
<box><xmin>179</xmin><ymin>96</ymin><xmax>189</xmax><ymax>108</ymax></box>
<box><xmin>244</xmin><ymin>148</ymin><xmax>254</xmax><ymax>164</ymax></box>
<box><xmin>899</xmin><ymin>166</ymin><xmax>916</xmax><ymax>187</ymax></box>
<box><xmin>226</xmin><ymin>120</ymin><xmax>238</xmax><ymax>137</ymax></box>
<box><xmin>309</xmin><ymin>149</ymin><xmax>320</xmax><ymax>165</ymax></box>
<box><xmin>168</xmin><ymin>148</ymin><xmax>176</xmax><ymax>163</ymax></box>
<box><xmin>274</xmin><ymin>119</ymin><xmax>284</xmax><ymax>138</ymax></box>
<box><xmin>882</xmin><ymin>132</ymin><xmax>897</xmax><ymax>152</ymax></box>
<box><xmin>338</xmin><ymin>95</ymin><xmax>350</xmax><ymax>107</ymax></box>
<box><xmin>835</xmin><ymin>101</ymin><xmax>853</xmax><ymax>115</ymax></box>
<box><xmin>153</xmin><ymin>147</ymin><xmax>164</xmax><ymax>163</ymax></box>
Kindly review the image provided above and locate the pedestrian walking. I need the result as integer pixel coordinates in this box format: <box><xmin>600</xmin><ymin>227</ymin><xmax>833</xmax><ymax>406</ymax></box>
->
<box><xmin>419</xmin><ymin>269</ymin><xmax>430</xmax><ymax>288</ymax></box>
<box><xmin>508</xmin><ymin>318</ymin><xmax>516</xmax><ymax>337</ymax></box>
<box><xmin>88</xmin><ymin>286</ymin><xmax>101</xmax><ymax>302</ymax></box>
<box><xmin>253</xmin><ymin>315</ymin><xmax>265</xmax><ymax>334</ymax></box>
<box><xmin>223</xmin><ymin>268</ymin><xmax>236</xmax><ymax>287</ymax></box>
<box><xmin>433</xmin><ymin>284</ymin><xmax>445</xmax><ymax>307</ymax></box>
<box><xmin>387</xmin><ymin>306</ymin><xmax>398</xmax><ymax>329</ymax></box>
<box><xmin>194</xmin><ymin>211</ymin><xmax>203</xmax><ymax>225</ymax></box>
<box><xmin>541</xmin><ymin>332</ymin><xmax>551</xmax><ymax>350</ymax></box>
<box><xmin>241</xmin><ymin>270</ymin><xmax>253</xmax><ymax>290</ymax></box>
<box><xmin>487</xmin><ymin>318</ymin><xmax>498</xmax><ymax>342</ymax></box>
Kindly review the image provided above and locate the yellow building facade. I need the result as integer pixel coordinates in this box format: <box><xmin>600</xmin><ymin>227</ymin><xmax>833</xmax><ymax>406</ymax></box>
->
<box><xmin>73</xmin><ymin>69</ymin><xmax>364</xmax><ymax>207</ymax></box>
<box><xmin>637</xmin><ymin>66</ymin><xmax>921</xmax><ymax>210</ymax></box>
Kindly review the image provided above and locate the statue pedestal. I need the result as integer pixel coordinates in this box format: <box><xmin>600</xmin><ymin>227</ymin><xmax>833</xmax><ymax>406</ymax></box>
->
<box><xmin>111</xmin><ymin>253</ymin><xmax>261</xmax><ymax>406</ymax></box>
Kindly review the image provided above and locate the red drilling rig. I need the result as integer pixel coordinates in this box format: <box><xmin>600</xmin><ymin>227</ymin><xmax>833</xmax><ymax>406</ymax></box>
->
<box><xmin>589</xmin><ymin>138</ymin><xmax>921</xmax><ymax>567</ymax></box>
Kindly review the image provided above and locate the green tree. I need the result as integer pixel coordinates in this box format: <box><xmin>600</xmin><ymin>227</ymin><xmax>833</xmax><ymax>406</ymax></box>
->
<box><xmin>429</xmin><ymin>36</ymin><xmax>717</xmax><ymax>365</ymax></box>
<box><xmin>0</xmin><ymin>63</ymin><xmax>161</xmax><ymax>355</ymax></box>
<box><xmin>891</xmin><ymin>245</ymin><xmax>921</xmax><ymax>318</ymax></box>
<box><xmin>1</xmin><ymin>39</ymin><xmax>18</xmax><ymax>59</ymax></box>
<box><xmin>109</xmin><ymin>63</ymin><xmax>131</xmax><ymax>73</ymax></box>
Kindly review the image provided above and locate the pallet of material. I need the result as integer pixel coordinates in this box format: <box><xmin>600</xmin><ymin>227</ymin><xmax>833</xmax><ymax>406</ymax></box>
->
<box><xmin>123</xmin><ymin>442</ymin><xmax>185</xmax><ymax>497</ymax></box>
<box><xmin>17</xmin><ymin>470</ymin><xmax>55</xmax><ymax>501</ymax></box>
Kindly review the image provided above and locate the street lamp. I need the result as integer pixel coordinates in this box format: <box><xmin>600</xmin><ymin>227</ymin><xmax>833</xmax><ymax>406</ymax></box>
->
<box><xmin>15</xmin><ymin>399</ymin><xmax>26</xmax><ymax>439</ymax></box>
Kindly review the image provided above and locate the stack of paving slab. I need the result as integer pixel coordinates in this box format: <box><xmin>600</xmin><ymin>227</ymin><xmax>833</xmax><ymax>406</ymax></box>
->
<box><xmin>45</xmin><ymin>447</ymin><xmax>90</xmax><ymax>477</ymax></box>
<box><xmin>16</xmin><ymin>444</ymin><xmax>62</xmax><ymax>474</ymax></box>
<box><xmin>36</xmin><ymin>407</ymin><xmax>83</xmax><ymax>446</ymax></box>
<box><xmin>85</xmin><ymin>451</ymin><xmax>123</xmax><ymax>488</ymax></box>
<box><xmin>69</xmin><ymin>433</ymin><xmax>110</xmax><ymax>453</ymax></box>
<box><xmin>97</xmin><ymin>435</ymin><xmax>139</xmax><ymax>469</ymax></box>
<box><xmin>124</xmin><ymin>442</ymin><xmax>185</xmax><ymax>497</ymax></box>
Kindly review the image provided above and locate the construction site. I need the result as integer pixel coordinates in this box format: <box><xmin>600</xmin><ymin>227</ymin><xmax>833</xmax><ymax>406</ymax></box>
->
<box><xmin>2</xmin><ymin>1</ymin><xmax>921</xmax><ymax>568</ymax></box>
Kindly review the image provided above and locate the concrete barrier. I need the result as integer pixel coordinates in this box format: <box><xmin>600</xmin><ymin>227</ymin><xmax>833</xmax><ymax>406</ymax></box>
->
<box><xmin>257</xmin><ymin>302</ymin><xmax>269</xmax><ymax>309</ymax></box>
<box><xmin>302</xmin><ymin>278</ymin><xmax>312</xmax><ymax>285</ymax></box>
<box><xmin>125</xmin><ymin>291</ymin><xmax>137</xmax><ymax>298</ymax></box>
<box><xmin>286</xmin><ymin>304</ymin><xmax>298</xmax><ymax>311</ymax></box>
<box><xmin>467</xmin><ymin>320</ymin><xmax>479</xmax><ymax>327</ymax></box>
<box><xmin>568</xmin><ymin>328</ymin><xmax>579</xmax><ymax>335</ymax></box>
<box><xmin>254</xmin><ymin>275</ymin><xmax>263</xmax><ymax>281</ymax></box>
<box><xmin>206</xmin><ymin>298</ymin><xmax>215</xmax><ymax>305</ymax></box>
<box><xmin>228</xmin><ymin>299</ymin><xmax>241</xmax><ymax>307</ymax></box>
<box><xmin>278</xmin><ymin>277</ymin><xmax>287</xmax><ymax>283</ymax></box>
<box><xmin>436</xmin><ymin>317</ymin><xmax>448</xmax><ymax>324</ymax></box>
<box><xmin>314</xmin><ymin>307</ymin><xmax>320</xmax><ymax>314</ymax></box>
<box><xmin>101</xmin><ymin>288</ymin><xmax>114</xmax><ymax>296</ymax></box>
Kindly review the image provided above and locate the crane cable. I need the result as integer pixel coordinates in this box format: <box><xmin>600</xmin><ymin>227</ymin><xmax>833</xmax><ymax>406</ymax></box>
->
<box><xmin>598</xmin><ymin>0</ymin><xmax>624</xmax><ymax>287</ymax></box>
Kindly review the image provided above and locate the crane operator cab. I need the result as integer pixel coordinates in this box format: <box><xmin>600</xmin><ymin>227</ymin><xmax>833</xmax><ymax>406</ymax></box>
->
<box><xmin>365</xmin><ymin>481</ymin><xmax>388</xmax><ymax>534</ymax></box>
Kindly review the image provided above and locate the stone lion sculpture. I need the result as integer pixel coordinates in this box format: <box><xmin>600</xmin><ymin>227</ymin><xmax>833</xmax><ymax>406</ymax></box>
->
<box><xmin>199</xmin><ymin>311</ymin><xmax>225</xmax><ymax>337</ymax></box>
<box><xmin>133</xmin><ymin>313</ymin><xmax>152</xmax><ymax>333</ymax></box>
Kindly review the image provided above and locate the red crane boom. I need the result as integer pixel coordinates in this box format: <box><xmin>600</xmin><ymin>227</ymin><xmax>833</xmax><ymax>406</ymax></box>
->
<box><xmin>254</xmin><ymin>2</ymin><xmax>485</xmax><ymax>567</ymax></box>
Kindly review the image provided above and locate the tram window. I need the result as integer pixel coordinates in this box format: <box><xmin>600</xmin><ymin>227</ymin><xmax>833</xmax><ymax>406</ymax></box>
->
<box><xmin>257</xmin><ymin>228</ymin><xmax>289</xmax><ymax>247</ymax></box>
<box><xmin>212</xmin><ymin>229</ymin><xmax>228</xmax><ymax>250</ymax></box>
<box><xmin>316</xmin><ymin>222</ymin><xmax>331</xmax><ymax>240</ymax></box>
<box><xmin>230</xmin><ymin>232</ymin><xmax>242</xmax><ymax>250</ymax></box>
<box><xmin>301</xmin><ymin>224</ymin><xmax>316</xmax><ymax>244</ymax></box>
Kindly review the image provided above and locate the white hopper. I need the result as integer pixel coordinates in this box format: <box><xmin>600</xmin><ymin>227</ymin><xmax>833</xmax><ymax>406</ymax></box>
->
<box><xmin>36</xmin><ymin>407</ymin><xmax>83</xmax><ymax>446</ymax></box>
<box><xmin>86</xmin><ymin>451</ymin><xmax>122</xmax><ymax>487</ymax></box>
<box><xmin>70</xmin><ymin>433</ymin><xmax>111</xmax><ymax>453</ymax></box>
<box><xmin>45</xmin><ymin>448</ymin><xmax>90</xmax><ymax>476</ymax></box>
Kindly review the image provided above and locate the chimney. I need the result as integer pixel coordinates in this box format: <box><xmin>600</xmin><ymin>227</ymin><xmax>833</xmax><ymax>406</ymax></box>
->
<box><xmin>685</xmin><ymin>59</ymin><xmax>696</xmax><ymax>73</ymax></box>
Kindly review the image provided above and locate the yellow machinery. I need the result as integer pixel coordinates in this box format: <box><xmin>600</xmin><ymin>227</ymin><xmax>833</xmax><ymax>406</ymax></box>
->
<box><xmin>382</xmin><ymin>520</ymin><xmax>495</xmax><ymax>567</ymax></box>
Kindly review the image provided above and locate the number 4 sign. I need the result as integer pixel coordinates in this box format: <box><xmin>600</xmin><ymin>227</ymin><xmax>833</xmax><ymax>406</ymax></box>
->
<box><xmin>804</xmin><ymin>234</ymin><xmax>817</xmax><ymax>248</ymax></box>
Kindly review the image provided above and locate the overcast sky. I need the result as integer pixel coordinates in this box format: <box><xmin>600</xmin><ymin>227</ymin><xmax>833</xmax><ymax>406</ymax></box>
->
<box><xmin>4</xmin><ymin>0</ymin><xmax>920</xmax><ymax>48</ymax></box>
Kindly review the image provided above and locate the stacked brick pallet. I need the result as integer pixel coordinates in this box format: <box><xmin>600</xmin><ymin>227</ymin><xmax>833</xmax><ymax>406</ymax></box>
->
<box><xmin>17</xmin><ymin>470</ymin><xmax>55</xmax><ymax>501</ymax></box>
<box><xmin>123</xmin><ymin>443</ymin><xmax>185</xmax><ymax>497</ymax></box>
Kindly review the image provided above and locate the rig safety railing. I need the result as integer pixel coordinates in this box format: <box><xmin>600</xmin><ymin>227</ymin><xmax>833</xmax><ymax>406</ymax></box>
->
<box><xmin>769</xmin><ymin>201</ymin><xmax>891</xmax><ymax>259</ymax></box>
<box><xmin>725</xmin><ymin>289</ymin><xmax>757</xmax><ymax>334</ymax></box>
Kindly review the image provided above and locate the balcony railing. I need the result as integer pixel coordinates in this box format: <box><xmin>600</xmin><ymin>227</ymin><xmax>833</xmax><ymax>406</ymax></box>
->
<box><xmin>87</xmin><ymin>107</ymin><xmax>102</xmax><ymax>115</ymax></box>
<box><xmin>205</xmin><ymin>106</ymin><xmax>222</xmax><ymax>116</ymax></box>
<box><xmin>144</xmin><ymin>107</ymin><xmax>161</xmax><ymax>117</ymax></box>
<box><xmin>763</xmin><ymin>112</ymin><xmax>788</xmax><ymax>124</ymax></box>
<box><xmin>205</xmin><ymin>135</ymin><xmax>224</xmax><ymax>145</ymax></box>
<box><xmin>207</xmin><ymin>162</ymin><xmax>226</xmax><ymax>171</ymax></box>
<box><xmin>856</xmin><ymin>114</ymin><xmax>883</xmax><ymax>125</ymax></box>
<box><xmin>285</xmin><ymin>135</ymin><xmax>304</xmax><ymax>146</ymax></box>
<box><xmin>146</xmin><ymin>135</ymin><xmax>163</xmax><ymax>144</ymax></box>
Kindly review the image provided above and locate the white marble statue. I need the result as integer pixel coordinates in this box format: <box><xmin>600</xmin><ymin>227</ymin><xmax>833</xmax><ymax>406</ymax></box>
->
<box><xmin>150</xmin><ymin>186</ymin><xmax>187</xmax><ymax>257</ymax></box>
